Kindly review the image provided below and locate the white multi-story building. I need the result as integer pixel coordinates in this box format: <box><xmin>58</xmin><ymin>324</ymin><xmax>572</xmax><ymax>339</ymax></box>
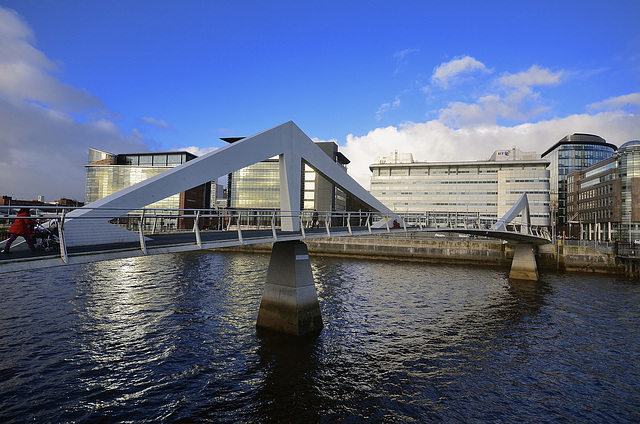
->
<box><xmin>369</xmin><ymin>148</ymin><xmax>551</xmax><ymax>227</ymax></box>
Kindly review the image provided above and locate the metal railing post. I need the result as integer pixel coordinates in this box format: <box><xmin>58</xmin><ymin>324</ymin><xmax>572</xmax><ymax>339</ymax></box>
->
<box><xmin>58</xmin><ymin>209</ymin><xmax>68</xmax><ymax>264</ymax></box>
<box><xmin>325</xmin><ymin>212</ymin><xmax>331</xmax><ymax>237</ymax></box>
<box><xmin>193</xmin><ymin>210</ymin><xmax>202</xmax><ymax>248</ymax></box>
<box><xmin>237</xmin><ymin>211</ymin><xmax>244</xmax><ymax>244</ymax></box>
<box><xmin>271</xmin><ymin>211</ymin><xmax>278</xmax><ymax>241</ymax></box>
<box><xmin>139</xmin><ymin>209</ymin><xmax>147</xmax><ymax>254</ymax></box>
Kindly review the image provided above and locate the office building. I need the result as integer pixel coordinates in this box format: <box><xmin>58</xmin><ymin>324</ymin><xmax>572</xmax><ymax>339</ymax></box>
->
<box><xmin>369</xmin><ymin>148</ymin><xmax>551</xmax><ymax>227</ymax></box>
<box><xmin>566</xmin><ymin>140</ymin><xmax>640</xmax><ymax>242</ymax></box>
<box><xmin>226</xmin><ymin>140</ymin><xmax>349</xmax><ymax>212</ymax></box>
<box><xmin>541</xmin><ymin>133</ymin><xmax>617</xmax><ymax>229</ymax></box>
<box><xmin>85</xmin><ymin>148</ymin><xmax>212</xmax><ymax>229</ymax></box>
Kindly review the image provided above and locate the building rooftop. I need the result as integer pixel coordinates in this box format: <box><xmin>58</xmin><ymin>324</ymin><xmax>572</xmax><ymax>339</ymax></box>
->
<box><xmin>541</xmin><ymin>133</ymin><xmax>617</xmax><ymax>158</ymax></box>
<box><xmin>619</xmin><ymin>140</ymin><xmax>640</xmax><ymax>150</ymax></box>
<box><xmin>370</xmin><ymin>149</ymin><xmax>548</xmax><ymax>170</ymax></box>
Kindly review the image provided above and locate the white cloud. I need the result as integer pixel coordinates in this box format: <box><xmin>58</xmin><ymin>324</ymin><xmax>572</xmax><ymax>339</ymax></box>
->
<box><xmin>495</xmin><ymin>65</ymin><xmax>563</xmax><ymax>89</ymax></box>
<box><xmin>180</xmin><ymin>146</ymin><xmax>219</xmax><ymax>157</ymax></box>
<box><xmin>141</xmin><ymin>116</ymin><xmax>172</xmax><ymax>129</ymax></box>
<box><xmin>588</xmin><ymin>92</ymin><xmax>640</xmax><ymax>111</ymax></box>
<box><xmin>436</xmin><ymin>65</ymin><xmax>562</xmax><ymax>128</ymax></box>
<box><xmin>376</xmin><ymin>97</ymin><xmax>401</xmax><ymax>120</ymax></box>
<box><xmin>431</xmin><ymin>56</ymin><xmax>489</xmax><ymax>89</ymax></box>
<box><xmin>0</xmin><ymin>6</ymin><xmax>151</xmax><ymax>201</ymax></box>
<box><xmin>393</xmin><ymin>48</ymin><xmax>419</xmax><ymax>74</ymax></box>
<box><xmin>341</xmin><ymin>109</ymin><xmax>640</xmax><ymax>190</ymax></box>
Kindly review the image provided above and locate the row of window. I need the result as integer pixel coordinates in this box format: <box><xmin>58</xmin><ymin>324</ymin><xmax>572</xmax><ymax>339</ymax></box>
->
<box><xmin>117</xmin><ymin>154</ymin><xmax>189</xmax><ymax>167</ymax></box>
<box><xmin>380</xmin><ymin>191</ymin><xmax>500</xmax><ymax>196</ymax></box>
<box><xmin>578</xmin><ymin>184</ymin><xmax>614</xmax><ymax>200</ymax></box>
<box><xmin>504</xmin><ymin>178</ymin><xmax>550</xmax><ymax>183</ymax></box>
<box><xmin>373</xmin><ymin>166</ymin><xmax>547</xmax><ymax>177</ymax></box>
<box><xmin>372</xmin><ymin>179</ymin><xmax>499</xmax><ymax>185</ymax></box>
<box><xmin>578</xmin><ymin>210</ymin><xmax>614</xmax><ymax>220</ymax></box>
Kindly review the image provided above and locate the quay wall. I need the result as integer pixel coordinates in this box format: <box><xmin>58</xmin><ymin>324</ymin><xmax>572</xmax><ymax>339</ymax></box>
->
<box><xmin>226</xmin><ymin>235</ymin><xmax>628</xmax><ymax>276</ymax></box>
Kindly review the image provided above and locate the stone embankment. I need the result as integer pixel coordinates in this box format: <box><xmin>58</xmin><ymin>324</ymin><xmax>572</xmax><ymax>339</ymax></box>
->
<box><xmin>229</xmin><ymin>234</ymin><xmax>638</xmax><ymax>277</ymax></box>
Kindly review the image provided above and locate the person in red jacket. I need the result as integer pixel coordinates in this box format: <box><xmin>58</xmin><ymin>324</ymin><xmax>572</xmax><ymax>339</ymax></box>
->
<box><xmin>3</xmin><ymin>208</ymin><xmax>36</xmax><ymax>254</ymax></box>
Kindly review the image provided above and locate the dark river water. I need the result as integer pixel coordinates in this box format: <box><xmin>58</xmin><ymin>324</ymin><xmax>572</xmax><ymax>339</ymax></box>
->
<box><xmin>1</xmin><ymin>251</ymin><xmax>639</xmax><ymax>423</ymax></box>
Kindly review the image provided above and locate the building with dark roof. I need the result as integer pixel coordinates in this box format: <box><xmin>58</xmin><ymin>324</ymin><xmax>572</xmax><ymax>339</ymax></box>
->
<box><xmin>541</xmin><ymin>133</ymin><xmax>617</xmax><ymax>231</ymax></box>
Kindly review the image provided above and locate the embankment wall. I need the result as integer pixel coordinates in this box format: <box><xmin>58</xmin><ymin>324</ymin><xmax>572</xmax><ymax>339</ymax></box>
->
<box><xmin>227</xmin><ymin>236</ymin><xmax>629</xmax><ymax>276</ymax></box>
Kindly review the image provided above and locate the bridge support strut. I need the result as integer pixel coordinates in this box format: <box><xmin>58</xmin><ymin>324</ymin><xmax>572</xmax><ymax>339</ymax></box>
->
<box><xmin>257</xmin><ymin>240</ymin><xmax>323</xmax><ymax>335</ymax></box>
<box><xmin>509</xmin><ymin>243</ymin><xmax>539</xmax><ymax>281</ymax></box>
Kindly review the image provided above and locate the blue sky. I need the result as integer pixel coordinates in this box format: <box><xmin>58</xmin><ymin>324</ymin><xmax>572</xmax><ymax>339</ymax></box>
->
<box><xmin>1</xmin><ymin>0</ymin><xmax>639</xmax><ymax>201</ymax></box>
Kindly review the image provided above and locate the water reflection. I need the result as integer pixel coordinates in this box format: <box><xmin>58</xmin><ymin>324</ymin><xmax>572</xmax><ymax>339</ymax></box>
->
<box><xmin>1</xmin><ymin>252</ymin><xmax>639</xmax><ymax>422</ymax></box>
<box><xmin>254</xmin><ymin>329</ymin><xmax>323</xmax><ymax>423</ymax></box>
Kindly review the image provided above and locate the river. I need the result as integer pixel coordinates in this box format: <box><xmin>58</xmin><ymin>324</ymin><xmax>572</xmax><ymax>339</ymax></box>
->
<box><xmin>1</xmin><ymin>251</ymin><xmax>639</xmax><ymax>422</ymax></box>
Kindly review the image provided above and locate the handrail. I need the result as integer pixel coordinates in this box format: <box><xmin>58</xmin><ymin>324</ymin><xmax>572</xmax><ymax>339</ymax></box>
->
<box><xmin>1</xmin><ymin>207</ymin><xmax>552</xmax><ymax>250</ymax></box>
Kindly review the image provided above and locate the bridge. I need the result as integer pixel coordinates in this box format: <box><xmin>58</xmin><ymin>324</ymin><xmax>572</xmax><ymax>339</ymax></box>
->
<box><xmin>1</xmin><ymin>121</ymin><xmax>550</xmax><ymax>335</ymax></box>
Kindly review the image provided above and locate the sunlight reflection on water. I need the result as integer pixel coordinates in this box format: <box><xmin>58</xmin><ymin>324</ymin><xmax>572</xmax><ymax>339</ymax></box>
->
<box><xmin>1</xmin><ymin>251</ymin><xmax>639</xmax><ymax>422</ymax></box>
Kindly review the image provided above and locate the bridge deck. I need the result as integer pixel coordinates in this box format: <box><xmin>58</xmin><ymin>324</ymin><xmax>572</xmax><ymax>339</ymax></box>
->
<box><xmin>0</xmin><ymin>224</ymin><xmax>551</xmax><ymax>274</ymax></box>
<box><xmin>0</xmin><ymin>226</ymin><xmax>398</xmax><ymax>272</ymax></box>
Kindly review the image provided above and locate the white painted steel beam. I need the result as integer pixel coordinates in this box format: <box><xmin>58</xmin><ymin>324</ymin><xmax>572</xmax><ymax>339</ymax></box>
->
<box><xmin>493</xmin><ymin>192</ymin><xmax>530</xmax><ymax>233</ymax></box>
<box><xmin>64</xmin><ymin>121</ymin><xmax>397</xmax><ymax>246</ymax></box>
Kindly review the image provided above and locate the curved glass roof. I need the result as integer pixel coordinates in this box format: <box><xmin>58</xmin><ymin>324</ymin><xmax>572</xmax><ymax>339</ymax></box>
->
<box><xmin>619</xmin><ymin>140</ymin><xmax>640</xmax><ymax>150</ymax></box>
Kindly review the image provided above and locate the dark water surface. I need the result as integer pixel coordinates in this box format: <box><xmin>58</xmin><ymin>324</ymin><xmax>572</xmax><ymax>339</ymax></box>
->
<box><xmin>1</xmin><ymin>251</ymin><xmax>639</xmax><ymax>423</ymax></box>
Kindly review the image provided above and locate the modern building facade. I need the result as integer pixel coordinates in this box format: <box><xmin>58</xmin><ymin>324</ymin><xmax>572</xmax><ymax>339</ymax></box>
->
<box><xmin>227</xmin><ymin>140</ymin><xmax>349</xmax><ymax>212</ymax></box>
<box><xmin>541</xmin><ymin>133</ymin><xmax>617</xmax><ymax>230</ymax></box>
<box><xmin>369</xmin><ymin>148</ymin><xmax>551</xmax><ymax>227</ymax></box>
<box><xmin>85</xmin><ymin>148</ymin><xmax>213</xmax><ymax>229</ymax></box>
<box><xmin>566</xmin><ymin>140</ymin><xmax>640</xmax><ymax>242</ymax></box>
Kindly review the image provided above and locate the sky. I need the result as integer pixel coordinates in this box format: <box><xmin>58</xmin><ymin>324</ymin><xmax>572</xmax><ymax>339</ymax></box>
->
<box><xmin>0</xmin><ymin>0</ymin><xmax>639</xmax><ymax>202</ymax></box>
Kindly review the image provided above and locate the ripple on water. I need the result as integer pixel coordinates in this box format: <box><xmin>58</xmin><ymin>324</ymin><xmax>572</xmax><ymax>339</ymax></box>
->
<box><xmin>1</xmin><ymin>252</ymin><xmax>639</xmax><ymax>422</ymax></box>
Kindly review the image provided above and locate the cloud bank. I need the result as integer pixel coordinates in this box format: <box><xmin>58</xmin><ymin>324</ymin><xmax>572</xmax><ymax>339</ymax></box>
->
<box><xmin>0</xmin><ymin>7</ymin><xmax>153</xmax><ymax>202</ymax></box>
<box><xmin>341</xmin><ymin>58</ymin><xmax>640</xmax><ymax>190</ymax></box>
<box><xmin>341</xmin><ymin>108</ymin><xmax>640</xmax><ymax>191</ymax></box>
<box><xmin>431</xmin><ymin>56</ymin><xmax>490</xmax><ymax>89</ymax></box>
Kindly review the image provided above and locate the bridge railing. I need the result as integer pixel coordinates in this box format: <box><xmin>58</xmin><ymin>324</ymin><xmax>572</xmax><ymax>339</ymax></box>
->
<box><xmin>390</xmin><ymin>211</ymin><xmax>551</xmax><ymax>241</ymax></box>
<box><xmin>1</xmin><ymin>206</ymin><xmax>399</xmax><ymax>252</ymax></box>
<box><xmin>1</xmin><ymin>206</ymin><xmax>551</xmax><ymax>260</ymax></box>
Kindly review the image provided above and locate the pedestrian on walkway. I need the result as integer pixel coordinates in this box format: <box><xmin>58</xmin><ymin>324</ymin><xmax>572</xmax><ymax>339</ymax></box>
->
<box><xmin>3</xmin><ymin>208</ymin><xmax>36</xmax><ymax>254</ymax></box>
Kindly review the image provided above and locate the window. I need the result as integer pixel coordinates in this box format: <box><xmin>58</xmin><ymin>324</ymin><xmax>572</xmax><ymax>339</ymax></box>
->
<box><xmin>138</xmin><ymin>155</ymin><xmax>152</xmax><ymax>165</ymax></box>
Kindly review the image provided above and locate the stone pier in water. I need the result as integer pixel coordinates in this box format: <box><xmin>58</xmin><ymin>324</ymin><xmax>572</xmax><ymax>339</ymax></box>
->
<box><xmin>257</xmin><ymin>240</ymin><xmax>323</xmax><ymax>335</ymax></box>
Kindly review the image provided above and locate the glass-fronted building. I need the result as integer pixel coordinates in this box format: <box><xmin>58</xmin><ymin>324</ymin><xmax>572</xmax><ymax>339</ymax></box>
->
<box><xmin>566</xmin><ymin>140</ymin><xmax>640</xmax><ymax>242</ymax></box>
<box><xmin>227</xmin><ymin>141</ymin><xmax>348</xmax><ymax>212</ymax></box>
<box><xmin>85</xmin><ymin>148</ymin><xmax>212</xmax><ymax>229</ymax></box>
<box><xmin>541</xmin><ymin>133</ymin><xmax>617</xmax><ymax>230</ymax></box>
<box><xmin>369</xmin><ymin>148</ymin><xmax>551</xmax><ymax>227</ymax></box>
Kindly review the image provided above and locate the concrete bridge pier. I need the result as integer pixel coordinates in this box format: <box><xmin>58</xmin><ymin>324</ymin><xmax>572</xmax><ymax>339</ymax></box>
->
<box><xmin>257</xmin><ymin>240</ymin><xmax>323</xmax><ymax>335</ymax></box>
<box><xmin>509</xmin><ymin>243</ymin><xmax>539</xmax><ymax>281</ymax></box>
